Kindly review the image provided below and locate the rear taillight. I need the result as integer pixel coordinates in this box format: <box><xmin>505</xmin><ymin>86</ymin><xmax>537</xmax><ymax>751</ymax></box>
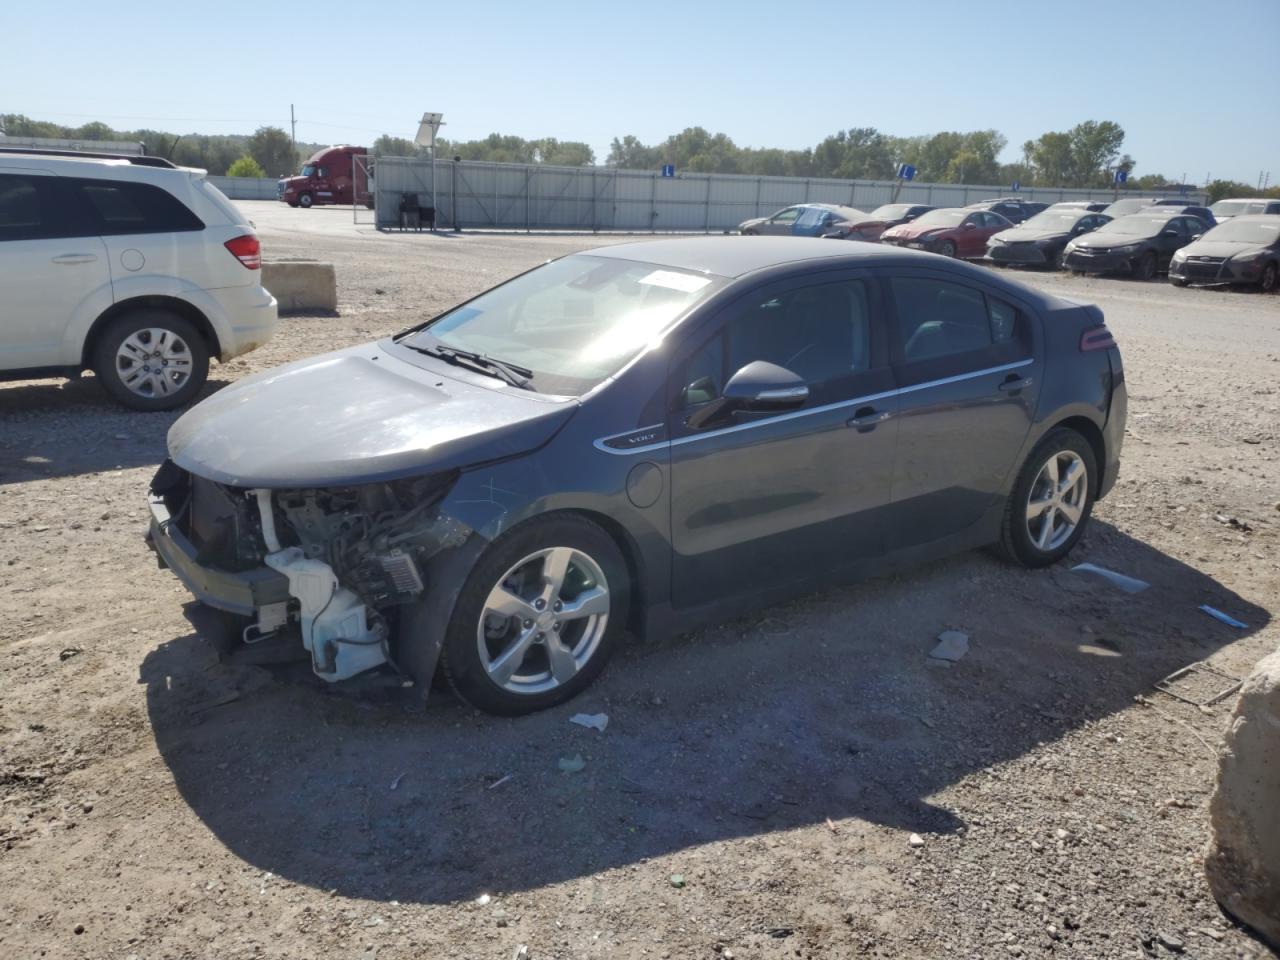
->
<box><xmin>224</xmin><ymin>234</ymin><xmax>261</xmax><ymax>270</ymax></box>
<box><xmin>1080</xmin><ymin>324</ymin><xmax>1116</xmax><ymax>352</ymax></box>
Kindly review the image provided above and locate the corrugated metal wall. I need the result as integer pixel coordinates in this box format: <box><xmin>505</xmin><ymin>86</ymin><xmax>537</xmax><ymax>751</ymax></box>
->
<box><xmin>208</xmin><ymin>159</ymin><xmax>1205</xmax><ymax>227</ymax></box>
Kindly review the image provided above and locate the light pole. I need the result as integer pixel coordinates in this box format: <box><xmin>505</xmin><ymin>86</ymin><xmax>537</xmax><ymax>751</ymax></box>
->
<box><xmin>415</xmin><ymin>112</ymin><xmax>445</xmax><ymax>224</ymax></box>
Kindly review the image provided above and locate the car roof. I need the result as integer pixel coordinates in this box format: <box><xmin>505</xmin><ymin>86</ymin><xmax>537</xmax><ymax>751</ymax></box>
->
<box><xmin>588</xmin><ymin>235</ymin><xmax>950</xmax><ymax>278</ymax></box>
<box><xmin>1114</xmin><ymin>210</ymin><xmax>1182</xmax><ymax>223</ymax></box>
<box><xmin>1225</xmin><ymin>214</ymin><xmax>1280</xmax><ymax>223</ymax></box>
<box><xmin>1216</xmin><ymin>197</ymin><xmax>1274</xmax><ymax>203</ymax></box>
<box><xmin>0</xmin><ymin>150</ymin><xmax>201</xmax><ymax>179</ymax></box>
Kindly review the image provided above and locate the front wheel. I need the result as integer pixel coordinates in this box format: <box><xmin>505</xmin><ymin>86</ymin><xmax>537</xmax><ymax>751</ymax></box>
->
<box><xmin>298</xmin><ymin>193</ymin><xmax>314</xmax><ymax>208</ymax></box>
<box><xmin>1260</xmin><ymin>261</ymin><xmax>1278</xmax><ymax>293</ymax></box>
<box><xmin>92</xmin><ymin>310</ymin><xmax>210</xmax><ymax>411</ymax></box>
<box><xmin>936</xmin><ymin>239</ymin><xmax>957</xmax><ymax>258</ymax></box>
<box><xmin>1133</xmin><ymin>251</ymin><xmax>1156</xmax><ymax>281</ymax></box>
<box><xmin>438</xmin><ymin>515</ymin><xmax>629</xmax><ymax>715</ymax></box>
<box><xmin>996</xmin><ymin>427</ymin><xmax>1097</xmax><ymax>568</ymax></box>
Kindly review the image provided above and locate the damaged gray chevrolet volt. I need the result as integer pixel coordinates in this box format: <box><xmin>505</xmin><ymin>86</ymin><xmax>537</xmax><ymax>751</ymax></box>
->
<box><xmin>147</xmin><ymin>237</ymin><xmax>1126</xmax><ymax>715</ymax></box>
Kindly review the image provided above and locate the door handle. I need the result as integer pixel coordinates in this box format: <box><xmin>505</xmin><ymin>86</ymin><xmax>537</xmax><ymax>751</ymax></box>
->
<box><xmin>52</xmin><ymin>254</ymin><xmax>98</xmax><ymax>265</ymax></box>
<box><xmin>847</xmin><ymin>407</ymin><xmax>892</xmax><ymax>431</ymax></box>
<box><xmin>998</xmin><ymin>376</ymin><xmax>1034</xmax><ymax>393</ymax></box>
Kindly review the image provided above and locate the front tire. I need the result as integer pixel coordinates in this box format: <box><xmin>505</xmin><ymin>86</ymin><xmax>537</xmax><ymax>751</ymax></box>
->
<box><xmin>996</xmin><ymin>428</ymin><xmax>1097</xmax><ymax>568</ymax></box>
<box><xmin>1260</xmin><ymin>261</ymin><xmax>1278</xmax><ymax>293</ymax></box>
<box><xmin>1133</xmin><ymin>251</ymin><xmax>1156</xmax><ymax>282</ymax></box>
<box><xmin>440</xmin><ymin>515</ymin><xmax>629</xmax><ymax>715</ymax></box>
<box><xmin>92</xmin><ymin>310</ymin><xmax>210</xmax><ymax>411</ymax></box>
<box><xmin>298</xmin><ymin>193</ymin><xmax>314</xmax><ymax>208</ymax></box>
<box><xmin>936</xmin><ymin>239</ymin><xmax>957</xmax><ymax>258</ymax></box>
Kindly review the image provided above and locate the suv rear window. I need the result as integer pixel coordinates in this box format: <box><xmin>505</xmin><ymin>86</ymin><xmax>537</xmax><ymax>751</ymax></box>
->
<box><xmin>68</xmin><ymin>178</ymin><xmax>204</xmax><ymax>235</ymax></box>
<box><xmin>0</xmin><ymin>174</ymin><xmax>49</xmax><ymax>241</ymax></box>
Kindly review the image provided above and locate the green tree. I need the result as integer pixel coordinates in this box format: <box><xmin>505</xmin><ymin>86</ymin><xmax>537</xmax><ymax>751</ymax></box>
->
<box><xmin>226</xmin><ymin>155</ymin><xmax>266</xmax><ymax>178</ymax></box>
<box><xmin>372</xmin><ymin>134</ymin><xmax>425</xmax><ymax>157</ymax></box>
<box><xmin>247</xmin><ymin>126</ymin><xmax>297</xmax><ymax>177</ymax></box>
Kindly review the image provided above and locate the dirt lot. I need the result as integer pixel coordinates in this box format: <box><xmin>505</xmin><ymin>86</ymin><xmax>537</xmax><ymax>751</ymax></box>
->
<box><xmin>2</xmin><ymin>201</ymin><xmax>1278</xmax><ymax>960</ymax></box>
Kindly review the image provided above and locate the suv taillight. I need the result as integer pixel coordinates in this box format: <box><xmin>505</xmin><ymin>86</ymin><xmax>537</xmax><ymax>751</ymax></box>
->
<box><xmin>224</xmin><ymin>234</ymin><xmax>261</xmax><ymax>270</ymax></box>
<box><xmin>1080</xmin><ymin>324</ymin><xmax>1116</xmax><ymax>352</ymax></box>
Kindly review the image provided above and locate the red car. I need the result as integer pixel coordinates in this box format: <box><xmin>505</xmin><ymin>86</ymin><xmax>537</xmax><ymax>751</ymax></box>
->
<box><xmin>879</xmin><ymin>208</ymin><xmax>1013</xmax><ymax>259</ymax></box>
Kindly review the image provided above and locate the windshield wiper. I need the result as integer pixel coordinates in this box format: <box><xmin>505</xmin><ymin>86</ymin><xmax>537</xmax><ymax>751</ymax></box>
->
<box><xmin>405</xmin><ymin>339</ymin><xmax>534</xmax><ymax>390</ymax></box>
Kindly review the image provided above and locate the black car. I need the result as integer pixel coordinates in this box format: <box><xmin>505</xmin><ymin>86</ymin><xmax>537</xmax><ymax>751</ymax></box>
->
<box><xmin>1169</xmin><ymin>215</ymin><xmax>1280</xmax><ymax>291</ymax></box>
<box><xmin>987</xmin><ymin>209</ymin><xmax>1112</xmax><ymax>268</ymax></box>
<box><xmin>1063</xmin><ymin>210</ymin><xmax>1207</xmax><ymax>280</ymax></box>
<box><xmin>147</xmin><ymin>237</ymin><xmax>1127</xmax><ymax>715</ymax></box>
<box><xmin>1046</xmin><ymin>201</ymin><xmax>1109</xmax><ymax>213</ymax></box>
<box><xmin>866</xmin><ymin>203</ymin><xmax>936</xmax><ymax>229</ymax></box>
<box><xmin>1139</xmin><ymin>203</ymin><xmax>1216</xmax><ymax>228</ymax></box>
<box><xmin>966</xmin><ymin>198</ymin><xmax>1046</xmax><ymax>224</ymax></box>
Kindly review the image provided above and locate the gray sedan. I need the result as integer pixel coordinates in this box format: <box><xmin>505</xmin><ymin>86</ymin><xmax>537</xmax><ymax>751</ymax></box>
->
<box><xmin>1169</xmin><ymin>215</ymin><xmax>1280</xmax><ymax>291</ymax></box>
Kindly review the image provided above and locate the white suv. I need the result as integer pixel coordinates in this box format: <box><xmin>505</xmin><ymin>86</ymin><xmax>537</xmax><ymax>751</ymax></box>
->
<box><xmin>0</xmin><ymin>149</ymin><xmax>277</xmax><ymax>410</ymax></box>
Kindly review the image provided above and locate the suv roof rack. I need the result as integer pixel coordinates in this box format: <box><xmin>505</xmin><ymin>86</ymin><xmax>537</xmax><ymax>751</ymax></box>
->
<box><xmin>0</xmin><ymin>146</ymin><xmax>177</xmax><ymax>168</ymax></box>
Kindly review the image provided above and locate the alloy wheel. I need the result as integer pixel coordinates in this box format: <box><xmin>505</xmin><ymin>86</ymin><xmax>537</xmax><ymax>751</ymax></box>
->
<box><xmin>476</xmin><ymin>546</ymin><xmax>610</xmax><ymax>695</ymax></box>
<box><xmin>1024</xmin><ymin>450</ymin><xmax>1088</xmax><ymax>552</ymax></box>
<box><xmin>115</xmin><ymin>328</ymin><xmax>194</xmax><ymax>400</ymax></box>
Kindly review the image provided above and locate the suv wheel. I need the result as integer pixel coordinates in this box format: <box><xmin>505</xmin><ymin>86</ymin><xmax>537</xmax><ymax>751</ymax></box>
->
<box><xmin>437</xmin><ymin>515</ymin><xmax>628</xmax><ymax>715</ymax></box>
<box><xmin>92</xmin><ymin>310</ymin><xmax>210</xmax><ymax>411</ymax></box>
<box><xmin>996</xmin><ymin>427</ymin><xmax>1097</xmax><ymax>568</ymax></box>
<box><xmin>298</xmin><ymin>193</ymin><xmax>314</xmax><ymax>208</ymax></box>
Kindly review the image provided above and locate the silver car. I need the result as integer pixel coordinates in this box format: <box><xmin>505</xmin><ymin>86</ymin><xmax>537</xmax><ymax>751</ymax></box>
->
<box><xmin>1169</xmin><ymin>215</ymin><xmax>1280</xmax><ymax>291</ymax></box>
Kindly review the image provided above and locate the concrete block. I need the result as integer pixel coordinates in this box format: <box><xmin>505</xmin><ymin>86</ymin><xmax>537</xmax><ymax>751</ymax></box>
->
<box><xmin>261</xmin><ymin>259</ymin><xmax>337</xmax><ymax>313</ymax></box>
<box><xmin>1204</xmin><ymin>648</ymin><xmax>1280</xmax><ymax>950</ymax></box>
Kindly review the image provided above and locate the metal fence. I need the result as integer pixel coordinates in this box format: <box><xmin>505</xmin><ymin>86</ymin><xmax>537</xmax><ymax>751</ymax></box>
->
<box><xmin>209</xmin><ymin>159</ymin><xmax>1206</xmax><ymax>229</ymax></box>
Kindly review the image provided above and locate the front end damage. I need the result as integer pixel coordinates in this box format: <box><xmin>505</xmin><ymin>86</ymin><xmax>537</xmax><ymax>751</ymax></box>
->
<box><xmin>146</xmin><ymin>460</ymin><xmax>471</xmax><ymax>682</ymax></box>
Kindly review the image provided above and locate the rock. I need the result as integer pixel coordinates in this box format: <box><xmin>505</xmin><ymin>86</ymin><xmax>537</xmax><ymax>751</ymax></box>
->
<box><xmin>929</xmin><ymin>630</ymin><xmax>969</xmax><ymax>663</ymax></box>
<box><xmin>909</xmin><ymin>833</ymin><xmax>925</xmax><ymax>848</ymax></box>
<box><xmin>669</xmin><ymin>874</ymin><xmax>685</xmax><ymax>888</ymax></box>
<box><xmin>1204</xmin><ymin>648</ymin><xmax>1280</xmax><ymax>951</ymax></box>
<box><xmin>74</xmin><ymin>924</ymin><xmax>85</xmax><ymax>935</ymax></box>
<box><xmin>1157</xmin><ymin>932</ymin><xmax>1184</xmax><ymax>953</ymax></box>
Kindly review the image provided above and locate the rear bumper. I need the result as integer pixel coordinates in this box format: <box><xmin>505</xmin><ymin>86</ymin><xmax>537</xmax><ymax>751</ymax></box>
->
<box><xmin>146</xmin><ymin>494</ymin><xmax>289</xmax><ymax>616</ymax></box>
<box><xmin>207</xmin><ymin>284</ymin><xmax>278</xmax><ymax>361</ymax></box>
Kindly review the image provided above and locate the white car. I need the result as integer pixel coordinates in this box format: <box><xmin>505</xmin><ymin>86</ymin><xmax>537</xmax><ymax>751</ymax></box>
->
<box><xmin>0</xmin><ymin>149</ymin><xmax>277</xmax><ymax>410</ymax></box>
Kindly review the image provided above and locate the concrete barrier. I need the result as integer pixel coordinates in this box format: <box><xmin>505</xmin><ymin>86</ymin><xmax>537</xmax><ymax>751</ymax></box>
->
<box><xmin>261</xmin><ymin>260</ymin><xmax>337</xmax><ymax>314</ymax></box>
<box><xmin>1204</xmin><ymin>648</ymin><xmax>1280</xmax><ymax>950</ymax></box>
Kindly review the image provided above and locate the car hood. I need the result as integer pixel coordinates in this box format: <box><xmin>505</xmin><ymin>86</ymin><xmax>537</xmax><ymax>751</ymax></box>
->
<box><xmin>997</xmin><ymin>227</ymin><xmax>1070</xmax><ymax>243</ymax></box>
<box><xmin>1074</xmin><ymin>232</ymin><xmax>1153</xmax><ymax>248</ymax></box>
<box><xmin>278</xmin><ymin>176</ymin><xmax>307</xmax><ymax>189</ymax></box>
<box><xmin>739</xmin><ymin>217</ymin><xmax>767</xmax><ymax>231</ymax></box>
<box><xmin>884</xmin><ymin>222</ymin><xmax>953</xmax><ymax>240</ymax></box>
<box><xmin>1180</xmin><ymin>239</ymin><xmax>1268</xmax><ymax>258</ymax></box>
<box><xmin>167</xmin><ymin>341</ymin><xmax>578</xmax><ymax>488</ymax></box>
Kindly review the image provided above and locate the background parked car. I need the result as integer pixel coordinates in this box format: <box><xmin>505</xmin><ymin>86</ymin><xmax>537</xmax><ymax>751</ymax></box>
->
<box><xmin>1101</xmin><ymin>197</ymin><xmax>1164</xmax><ymax>218</ymax></box>
<box><xmin>1140</xmin><ymin>203</ymin><xmax>1216</xmax><ymax>227</ymax></box>
<box><xmin>880</xmin><ymin>207</ymin><xmax>1012</xmax><ymax>259</ymax></box>
<box><xmin>966</xmin><ymin>198</ymin><xmax>1047</xmax><ymax>224</ymax></box>
<box><xmin>865</xmin><ymin>203</ymin><xmax>936</xmax><ymax>229</ymax></box>
<box><xmin>1169</xmin><ymin>215</ymin><xmax>1280</xmax><ymax>291</ymax></box>
<box><xmin>0</xmin><ymin>148</ymin><xmax>277</xmax><ymax>410</ymax></box>
<box><xmin>1047</xmin><ymin>201</ymin><xmax>1110</xmax><ymax>213</ymax></box>
<box><xmin>738</xmin><ymin>203</ymin><xmax>884</xmax><ymax>239</ymax></box>
<box><xmin>1063</xmin><ymin>210</ymin><xmax>1207</xmax><ymax>280</ymax></box>
<box><xmin>1208</xmin><ymin>197</ymin><xmax>1280</xmax><ymax>221</ymax></box>
<box><xmin>987</xmin><ymin>209</ymin><xmax>1111</xmax><ymax>269</ymax></box>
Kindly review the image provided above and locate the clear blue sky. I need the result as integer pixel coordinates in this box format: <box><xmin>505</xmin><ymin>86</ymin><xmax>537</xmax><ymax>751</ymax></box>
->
<box><xmin>4</xmin><ymin>0</ymin><xmax>1276</xmax><ymax>185</ymax></box>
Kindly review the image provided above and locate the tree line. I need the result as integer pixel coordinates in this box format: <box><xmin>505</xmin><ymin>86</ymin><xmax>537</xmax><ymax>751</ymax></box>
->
<box><xmin>6</xmin><ymin>113</ymin><xmax>1275</xmax><ymax>198</ymax></box>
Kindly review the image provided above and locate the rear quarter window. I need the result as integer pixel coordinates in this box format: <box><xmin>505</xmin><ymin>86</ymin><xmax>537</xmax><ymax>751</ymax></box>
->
<box><xmin>68</xmin><ymin>178</ymin><xmax>204</xmax><ymax>235</ymax></box>
<box><xmin>0</xmin><ymin>173</ymin><xmax>46</xmax><ymax>241</ymax></box>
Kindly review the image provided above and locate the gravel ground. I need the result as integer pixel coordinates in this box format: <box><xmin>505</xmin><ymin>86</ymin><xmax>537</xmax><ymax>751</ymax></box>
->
<box><xmin>1</xmin><ymin>201</ymin><xmax>1277</xmax><ymax>959</ymax></box>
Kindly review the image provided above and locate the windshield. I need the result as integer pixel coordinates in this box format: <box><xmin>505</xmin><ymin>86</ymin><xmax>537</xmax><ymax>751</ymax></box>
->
<box><xmin>870</xmin><ymin>204</ymin><xmax>914</xmax><ymax>219</ymax></box>
<box><xmin>300</xmin><ymin>164</ymin><xmax>317</xmax><ymax>177</ymax></box>
<box><xmin>403</xmin><ymin>255</ymin><xmax>722</xmax><ymax>396</ymax></box>
<box><xmin>1103</xmin><ymin>199</ymin><xmax>1150</xmax><ymax>217</ymax></box>
<box><xmin>1020</xmin><ymin>211</ymin><xmax>1089</xmax><ymax>232</ymax></box>
<box><xmin>1209</xmin><ymin>200</ymin><xmax>1251</xmax><ymax>218</ymax></box>
<box><xmin>912</xmin><ymin>209</ymin><xmax>967</xmax><ymax>227</ymax></box>
<box><xmin>1203</xmin><ymin>219</ymin><xmax>1280</xmax><ymax>243</ymax></box>
<box><xmin>1097</xmin><ymin>215</ymin><xmax>1170</xmax><ymax>236</ymax></box>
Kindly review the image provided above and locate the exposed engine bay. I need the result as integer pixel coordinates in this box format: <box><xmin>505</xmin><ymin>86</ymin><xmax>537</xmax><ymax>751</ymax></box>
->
<box><xmin>151</xmin><ymin>461</ymin><xmax>470</xmax><ymax>681</ymax></box>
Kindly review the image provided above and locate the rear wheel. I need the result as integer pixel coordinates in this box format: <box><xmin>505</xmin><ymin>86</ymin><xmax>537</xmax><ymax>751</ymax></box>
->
<box><xmin>92</xmin><ymin>309</ymin><xmax>209</xmax><ymax>411</ymax></box>
<box><xmin>298</xmin><ymin>193</ymin><xmax>314</xmax><ymax>208</ymax></box>
<box><xmin>1133</xmin><ymin>251</ymin><xmax>1156</xmax><ymax>281</ymax></box>
<box><xmin>439</xmin><ymin>515</ymin><xmax>628</xmax><ymax>715</ymax></box>
<box><xmin>996</xmin><ymin>427</ymin><xmax>1097</xmax><ymax>568</ymax></box>
<box><xmin>1260</xmin><ymin>261</ymin><xmax>1278</xmax><ymax>293</ymax></box>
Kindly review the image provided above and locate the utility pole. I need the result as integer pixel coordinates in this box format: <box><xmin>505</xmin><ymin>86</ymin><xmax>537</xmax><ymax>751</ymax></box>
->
<box><xmin>290</xmin><ymin>104</ymin><xmax>296</xmax><ymax>156</ymax></box>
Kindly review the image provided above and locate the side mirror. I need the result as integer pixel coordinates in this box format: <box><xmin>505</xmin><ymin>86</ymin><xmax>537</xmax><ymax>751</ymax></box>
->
<box><xmin>1161</xmin><ymin>229</ymin><xmax>1179</xmax><ymax>237</ymax></box>
<box><xmin>1191</xmin><ymin>234</ymin><xmax>1202</xmax><ymax>241</ymax></box>
<box><xmin>962</xmin><ymin>221</ymin><xmax>976</xmax><ymax>230</ymax></box>
<box><xmin>686</xmin><ymin>360</ymin><xmax>808</xmax><ymax>429</ymax></box>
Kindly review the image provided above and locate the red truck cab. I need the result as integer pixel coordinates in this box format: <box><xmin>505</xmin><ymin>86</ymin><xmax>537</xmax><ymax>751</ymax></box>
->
<box><xmin>277</xmin><ymin>145</ymin><xmax>373</xmax><ymax>208</ymax></box>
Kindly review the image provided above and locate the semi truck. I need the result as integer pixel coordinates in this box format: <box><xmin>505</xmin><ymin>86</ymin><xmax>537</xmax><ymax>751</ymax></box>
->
<box><xmin>277</xmin><ymin>145</ymin><xmax>373</xmax><ymax>208</ymax></box>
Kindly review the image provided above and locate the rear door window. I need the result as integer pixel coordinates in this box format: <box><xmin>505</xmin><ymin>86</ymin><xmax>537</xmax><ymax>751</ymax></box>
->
<box><xmin>0</xmin><ymin>174</ymin><xmax>49</xmax><ymax>241</ymax></box>
<box><xmin>889</xmin><ymin>276</ymin><xmax>1030</xmax><ymax>384</ymax></box>
<box><xmin>66</xmin><ymin>178</ymin><xmax>204</xmax><ymax>236</ymax></box>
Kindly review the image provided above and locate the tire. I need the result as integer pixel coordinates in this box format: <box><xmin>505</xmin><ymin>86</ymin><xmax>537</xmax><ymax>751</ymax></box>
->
<box><xmin>287</xmin><ymin>201</ymin><xmax>299</xmax><ymax>208</ymax></box>
<box><xmin>1170</xmin><ymin>277</ymin><xmax>1188</xmax><ymax>287</ymax></box>
<box><xmin>936</xmin><ymin>239</ymin><xmax>957</xmax><ymax>258</ymax></box>
<box><xmin>298</xmin><ymin>193</ymin><xmax>314</xmax><ymax>208</ymax></box>
<box><xmin>742</xmin><ymin>229</ymin><xmax>758</xmax><ymax>236</ymax></box>
<box><xmin>364</xmin><ymin>200</ymin><xmax>376</xmax><ymax>210</ymax></box>
<box><xmin>1050</xmin><ymin>248</ymin><xmax>1066</xmax><ymax>271</ymax></box>
<box><xmin>996</xmin><ymin>427</ymin><xmax>1098</xmax><ymax>568</ymax></box>
<box><xmin>440</xmin><ymin>514</ymin><xmax>629</xmax><ymax>716</ymax></box>
<box><xmin>92</xmin><ymin>310</ymin><xmax>210</xmax><ymax>411</ymax></box>
<box><xmin>1133</xmin><ymin>251</ymin><xmax>1156</xmax><ymax>282</ymax></box>
<box><xmin>1260</xmin><ymin>261</ymin><xmax>1278</xmax><ymax>293</ymax></box>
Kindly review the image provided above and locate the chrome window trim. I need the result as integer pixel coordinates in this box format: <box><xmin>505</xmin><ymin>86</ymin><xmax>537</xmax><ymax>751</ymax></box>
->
<box><xmin>593</xmin><ymin>358</ymin><xmax>1033</xmax><ymax>456</ymax></box>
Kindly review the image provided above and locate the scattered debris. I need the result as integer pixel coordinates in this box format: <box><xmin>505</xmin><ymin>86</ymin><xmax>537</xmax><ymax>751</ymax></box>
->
<box><xmin>1154</xmin><ymin>662</ymin><xmax>1243</xmax><ymax>708</ymax></box>
<box><xmin>1071</xmin><ymin>562</ymin><xmax>1150</xmax><ymax>594</ymax></box>
<box><xmin>487</xmin><ymin>774</ymin><xmax>513</xmax><ymax>791</ymax></box>
<box><xmin>1135</xmin><ymin>696</ymin><xmax>1220</xmax><ymax>761</ymax></box>
<box><xmin>909</xmin><ymin>833</ymin><xmax>925</xmax><ymax>848</ymax></box>
<box><xmin>58</xmin><ymin>647</ymin><xmax>82</xmax><ymax>662</ymax></box>
<box><xmin>928</xmin><ymin>630</ymin><xmax>969</xmax><ymax>664</ymax></box>
<box><xmin>511</xmin><ymin>945</ymin><xmax>529</xmax><ymax>960</ymax></box>
<box><xmin>825</xmin><ymin>817</ymin><xmax>839</xmax><ymax>834</ymax></box>
<box><xmin>389</xmin><ymin>773</ymin><xmax>404</xmax><ymax>791</ymax></box>
<box><xmin>1199</xmin><ymin>605</ymin><xmax>1247</xmax><ymax>629</ymax></box>
<box><xmin>1157</xmin><ymin>931</ymin><xmax>1185</xmax><ymax>953</ymax></box>
<box><xmin>558</xmin><ymin>754</ymin><xmax>586</xmax><ymax>774</ymax></box>
<box><xmin>569</xmin><ymin>712</ymin><xmax>609</xmax><ymax>733</ymax></box>
<box><xmin>1213</xmin><ymin>514</ymin><xmax>1253</xmax><ymax>533</ymax></box>
<box><xmin>476</xmin><ymin>893</ymin><xmax>491</xmax><ymax>906</ymax></box>
<box><xmin>669</xmin><ymin>874</ymin><xmax>685</xmax><ymax>888</ymax></box>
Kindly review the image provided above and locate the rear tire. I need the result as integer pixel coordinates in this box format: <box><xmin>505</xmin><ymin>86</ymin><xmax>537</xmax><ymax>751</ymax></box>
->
<box><xmin>440</xmin><ymin>514</ymin><xmax>629</xmax><ymax>716</ymax></box>
<box><xmin>92</xmin><ymin>309</ymin><xmax>210</xmax><ymax>411</ymax></box>
<box><xmin>1133</xmin><ymin>251</ymin><xmax>1156</xmax><ymax>282</ymax></box>
<box><xmin>996</xmin><ymin>427</ymin><xmax>1097</xmax><ymax>568</ymax></box>
<box><xmin>1260</xmin><ymin>261</ymin><xmax>1278</xmax><ymax>293</ymax></box>
<box><xmin>298</xmin><ymin>193</ymin><xmax>314</xmax><ymax>208</ymax></box>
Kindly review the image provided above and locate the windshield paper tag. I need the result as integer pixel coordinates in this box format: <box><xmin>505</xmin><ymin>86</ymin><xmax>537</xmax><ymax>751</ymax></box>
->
<box><xmin>639</xmin><ymin>270</ymin><xmax>711</xmax><ymax>293</ymax></box>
